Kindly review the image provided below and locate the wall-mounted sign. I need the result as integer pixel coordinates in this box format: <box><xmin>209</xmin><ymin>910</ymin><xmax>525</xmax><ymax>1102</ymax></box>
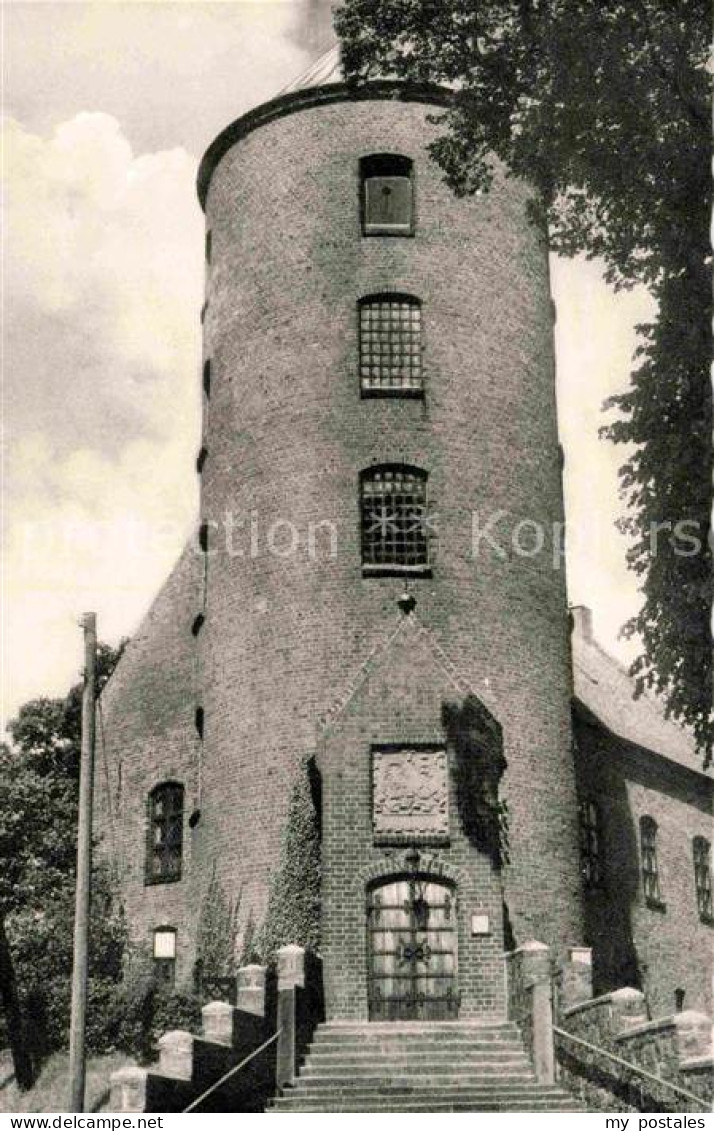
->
<box><xmin>471</xmin><ymin>913</ymin><xmax>490</xmax><ymax>936</ymax></box>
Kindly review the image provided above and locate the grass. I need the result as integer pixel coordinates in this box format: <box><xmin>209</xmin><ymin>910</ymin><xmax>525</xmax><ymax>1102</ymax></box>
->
<box><xmin>0</xmin><ymin>1049</ymin><xmax>137</xmax><ymax>1113</ymax></box>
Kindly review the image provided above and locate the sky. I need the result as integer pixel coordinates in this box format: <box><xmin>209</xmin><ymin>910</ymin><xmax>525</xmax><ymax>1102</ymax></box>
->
<box><xmin>2</xmin><ymin>0</ymin><xmax>655</xmax><ymax>728</ymax></box>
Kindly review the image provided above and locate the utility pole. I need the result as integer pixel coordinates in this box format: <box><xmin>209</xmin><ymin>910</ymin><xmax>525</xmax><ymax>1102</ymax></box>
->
<box><xmin>68</xmin><ymin>613</ymin><xmax>97</xmax><ymax>1113</ymax></box>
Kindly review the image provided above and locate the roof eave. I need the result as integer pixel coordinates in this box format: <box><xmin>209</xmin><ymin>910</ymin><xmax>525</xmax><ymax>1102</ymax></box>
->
<box><xmin>197</xmin><ymin>79</ymin><xmax>454</xmax><ymax>210</ymax></box>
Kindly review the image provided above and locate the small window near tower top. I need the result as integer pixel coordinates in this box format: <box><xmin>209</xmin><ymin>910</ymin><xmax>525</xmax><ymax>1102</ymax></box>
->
<box><xmin>153</xmin><ymin>927</ymin><xmax>176</xmax><ymax>987</ymax></box>
<box><xmin>361</xmin><ymin>155</ymin><xmax>414</xmax><ymax>236</ymax></box>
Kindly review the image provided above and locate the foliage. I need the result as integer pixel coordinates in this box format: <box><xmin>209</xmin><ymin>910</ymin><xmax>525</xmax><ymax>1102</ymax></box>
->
<box><xmin>335</xmin><ymin>0</ymin><xmax>712</xmax><ymax>759</ymax></box>
<box><xmin>113</xmin><ymin>969</ymin><xmax>203</xmax><ymax>1064</ymax></box>
<box><xmin>194</xmin><ymin>869</ymin><xmax>239</xmax><ymax>986</ymax></box>
<box><xmin>442</xmin><ymin>695</ymin><xmax>509</xmax><ymax>866</ymax></box>
<box><xmin>258</xmin><ymin>759</ymin><xmax>321</xmax><ymax>959</ymax></box>
<box><xmin>0</xmin><ymin>641</ymin><xmax>128</xmax><ymax>1077</ymax></box>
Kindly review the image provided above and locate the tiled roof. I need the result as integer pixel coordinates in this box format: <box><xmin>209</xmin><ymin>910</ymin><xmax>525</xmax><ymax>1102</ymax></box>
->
<box><xmin>571</xmin><ymin>607</ymin><xmax>708</xmax><ymax>776</ymax></box>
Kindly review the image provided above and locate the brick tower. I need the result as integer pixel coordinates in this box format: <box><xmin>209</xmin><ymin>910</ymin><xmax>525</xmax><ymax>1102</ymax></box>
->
<box><xmin>189</xmin><ymin>45</ymin><xmax>584</xmax><ymax>1020</ymax></box>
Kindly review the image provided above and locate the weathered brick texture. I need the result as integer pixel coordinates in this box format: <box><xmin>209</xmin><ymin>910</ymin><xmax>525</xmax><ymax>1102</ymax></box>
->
<box><xmin>97</xmin><ymin>84</ymin><xmax>585</xmax><ymax>1008</ymax></box>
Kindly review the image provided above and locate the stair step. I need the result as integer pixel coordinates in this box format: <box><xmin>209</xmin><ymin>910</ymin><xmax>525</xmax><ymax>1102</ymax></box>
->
<box><xmin>297</xmin><ymin>1073</ymin><xmax>537</xmax><ymax>1088</ymax></box>
<box><xmin>307</xmin><ymin>1049</ymin><xmax>528</xmax><ymax>1062</ymax></box>
<box><xmin>272</xmin><ymin>1099</ymin><xmax>582</xmax><ymax>1112</ymax></box>
<box><xmin>277</xmin><ymin>1085</ymin><xmax>573</xmax><ymax>1101</ymax></box>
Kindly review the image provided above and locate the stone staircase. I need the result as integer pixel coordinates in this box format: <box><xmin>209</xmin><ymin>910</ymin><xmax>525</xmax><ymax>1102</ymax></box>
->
<box><xmin>269</xmin><ymin>1021</ymin><xmax>584</xmax><ymax>1112</ymax></box>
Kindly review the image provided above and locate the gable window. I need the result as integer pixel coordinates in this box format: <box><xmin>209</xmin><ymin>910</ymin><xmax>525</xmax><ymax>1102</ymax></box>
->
<box><xmin>360</xmin><ymin>154</ymin><xmax>414</xmax><ymax>235</ymax></box>
<box><xmin>639</xmin><ymin>815</ymin><xmax>663</xmax><ymax>908</ymax></box>
<box><xmin>360</xmin><ymin>465</ymin><xmax>429</xmax><ymax>574</ymax></box>
<box><xmin>359</xmin><ymin>295</ymin><xmax>423</xmax><ymax>396</ymax></box>
<box><xmin>146</xmin><ymin>782</ymin><xmax>184</xmax><ymax>884</ymax></box>
<box><xmin>693</xmin><ymin>837</ymin><xmax>713</xmax><ymax>922</ymax></box>
<box><xmin>579</xmin><ymin>798</ymin><xmax>604</xmax><ymax>889</ymax></box>
<box><xmin>153</xmin><ymin>927</ymin><xmax>176</xmax><ymax>987</ymax></box>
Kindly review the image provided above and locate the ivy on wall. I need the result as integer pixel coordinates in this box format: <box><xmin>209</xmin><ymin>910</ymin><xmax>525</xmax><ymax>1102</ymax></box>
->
<box><xmin>258</xmin><ymin>758</ymin><xmax>321</xmax><ymax>960</ymax></box>
<box><xmin>442</xmin><ymin>695</ymin><xmax>509</xmax><ymax>866</ymax></box>
<box><xmin>194</xmin><ymin>868</ymin><xmax>240</xmax><ymax>985</ymax></box>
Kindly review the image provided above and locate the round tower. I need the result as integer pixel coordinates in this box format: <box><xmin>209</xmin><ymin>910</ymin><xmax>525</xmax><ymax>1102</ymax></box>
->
<box><xmin>193</xmin><ymin>46</ymin><xmax>583</xmax><ymax>1019</ymax></box>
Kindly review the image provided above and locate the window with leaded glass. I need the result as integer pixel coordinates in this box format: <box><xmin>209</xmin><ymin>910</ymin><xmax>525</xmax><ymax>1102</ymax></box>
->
<box><xmin>693</xmin><ymin>837</ymin><xmax>713</xmax><ymax>922</ymax></box>
<box><xmin>640</xmin><ymin>815</ymin><xmax>663</xmax><ymax>907</ymax></box>
<box><xmin>359</xmin><ymin>296</ymin><xmax>423</xmax><ymax>396</ymax></box>
<box><xmin>360</xmin><ymin>154</ymin><xmax>414</xmax><ymax>235</ymax></box>
<box><xmin>146</xmin><ymin>782</ymin><xmax>184</xmax><ymax>884</ymax></box>
<box><xmin>579</xmin><ymin>798</ymin><xmax>604</xmax><ymax>888</ymax></box>
<box><xmin>360</xmin><ymin>465</ymin><xmax>429</xmax><ymax>573</ymax></box>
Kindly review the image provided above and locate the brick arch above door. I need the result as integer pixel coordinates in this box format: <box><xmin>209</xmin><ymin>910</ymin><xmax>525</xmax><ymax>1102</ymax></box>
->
<box><xmin>356</xmin><ymin>851</ymin><xmax>464</xmax><ymax>891</ymax></box>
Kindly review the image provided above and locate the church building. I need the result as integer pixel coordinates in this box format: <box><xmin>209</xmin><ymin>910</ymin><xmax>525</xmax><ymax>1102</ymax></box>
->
<box><xmin>95</xmin><ymin>46</ymin><xmax>712</xmax><ymax>1028</ymax></box>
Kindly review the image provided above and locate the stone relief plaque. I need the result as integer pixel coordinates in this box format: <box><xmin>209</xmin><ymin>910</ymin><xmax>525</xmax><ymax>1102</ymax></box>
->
<box><xmin>372</xmin><ymin>747</ymin><xmax>449</xmax><ymax>838</ymax></box>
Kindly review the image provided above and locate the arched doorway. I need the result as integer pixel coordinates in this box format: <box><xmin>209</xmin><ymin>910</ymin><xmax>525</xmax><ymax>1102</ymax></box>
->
<box><xmin>367</xmin><ymin>876</ymin><xmax>458</xmax><ymax>1020</ymax></box>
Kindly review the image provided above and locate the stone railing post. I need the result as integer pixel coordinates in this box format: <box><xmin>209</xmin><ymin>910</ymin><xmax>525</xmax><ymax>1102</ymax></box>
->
<box><xmin>610</xmin><ymin>987</ymin><xmax>649</xmax><ymax>1034</ymax></box>
<box><xmin>202</xmin><ymin>1000</ymin><xmax>234</xmax><ymax>1046</ymax></box>
<box><xmin>109</xmin><ymin>1066</ymin><xmax>148</xmax><ymax>1113</ymax></box>
<box><xmin>237</xmin><ymin>963</ymin><xmax>267</xmax><ymax>1017</ymax></box>
<box><xmin>560</xmin><ymin>946</ymin><xmax>593</xmax><ymax>1013</ymax></box>
<box><xmin>673</xmin><ymin>1011</ymin><xmax>713</xmax><ymax>1066</ymax></box>
<box><xmin>158</xmin><ymin>1030</ymin><xmax>193</xmax><ymax>1080</ymax></box>
<box><xmin>519</xmin><ymin>940</ymin><xmax>554</xmax><ymax>1085</ymax></box>
<box><xmin>276</xmin><ymin>944</ymin><xmax>305</xmax><ymax>1090</ymax></box>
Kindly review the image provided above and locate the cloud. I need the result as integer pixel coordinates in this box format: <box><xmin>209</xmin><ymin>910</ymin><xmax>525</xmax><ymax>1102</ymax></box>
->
<box><xmin>4</xmin><ymin>111</ymin><xmax>202</xmax><ymax>725</ymax></box>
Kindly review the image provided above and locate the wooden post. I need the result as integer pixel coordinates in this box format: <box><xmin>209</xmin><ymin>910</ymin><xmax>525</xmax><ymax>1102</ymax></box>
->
<box><xmin>68</xmin><ymin>613</ymin><xmax>97</xmax><ymax>1112</ymax></box>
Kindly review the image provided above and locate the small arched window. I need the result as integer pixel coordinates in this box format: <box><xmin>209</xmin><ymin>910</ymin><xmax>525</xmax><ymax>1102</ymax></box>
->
<box><xmin>578</xmin><ymin>798</ymin><xmax>604</xmax><ymax>889</ymax></box>
<box><xmin>146</xmin><ymin>782</ymin><xmax>184</xmax><ymax>884</ymax></box>
<box><xmin>360</xmin><ymin>154</ymin><xmax>414</xmax><ymax>235</ymax></box>
<box><xmin>359</xmin><ymin>295</ymin><xmax>423</xmax><ymax>396</ymax></box>
<box><xmin>693</xmin><ymin>837</ymin><xmax>712</xmax><ymax>922</ymax></box>
<box><xmin>360</xmin><ymin>465</ymin><xmax>429</xmax><ymax>574</ymax></box>
<box><xmin>639</xmin><ymin>815</ymin><xmax>663</xmax><ymax>907</ymax></box>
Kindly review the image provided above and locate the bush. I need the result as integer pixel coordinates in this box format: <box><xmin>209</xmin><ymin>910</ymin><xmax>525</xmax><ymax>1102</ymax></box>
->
<box><xmin>114</xmin><ymin>974</ymin><xmax>203</xmax><ymax>1064</ymax></box>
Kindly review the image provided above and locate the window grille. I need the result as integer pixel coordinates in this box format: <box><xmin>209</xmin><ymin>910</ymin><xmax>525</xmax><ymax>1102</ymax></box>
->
<box><xmin>359</xmin><ymin>296</ymin><xmax>423</xmax><ymax>395</ymax></box>
<box><xmin>579</xmin><ymin>798</ymin><xmax>604</xmax><ymax>888</ymax></box>
<box><xmin>361</xmin><ymin>466</ymin><xmax>429</xmax><ymax>570</ymax></box>
<box><xmin>147</xmin><ymin>783</ymin><xmax>184</xmax><ymax>884</ymax></box>
<box><xmin>640</xmin><ymin>816</ymin><xmax>662</xmax><ymax>906</ymax></box>
<box><xmin>693</xmin><ymin>837</ymin><xmax>712</xmax><ymax>921</ymax></box>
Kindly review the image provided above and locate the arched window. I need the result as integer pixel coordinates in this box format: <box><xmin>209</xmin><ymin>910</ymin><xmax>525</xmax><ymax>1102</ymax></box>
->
<box><xmin>153</xmin><ymin>926</ymin><xmax>177</xmax><ymax>987</ymax></box>
<box><xmin>146</xmin><ymin>782</ymin><xmax>184</xmax><ymax>884</ymax></box>
<box><xmin>360</xmin><ymin>465</ymin><xmax>429</xmax><ymax>573</ymax></box>
<box><xmin>693</xmin><ymin>837</ymin><xmax>712</xmax><ymax>922</ymax></box>
<box><xmin>360</xmin><ymin>154</ymin><xmax>414</xmax><ymax>235</ymax></box>
<box><xmin>639</xmin><ymin>815</ymin><xmax>663</xmax><ymax>907</ymax></box>
<box><xmin>359</xmin><ymin>295</ymin><xmax>423</xmax><ymax>396</ymax></box>
<box><xmin>578</xmin><ymin>798</ymin><xmax>604</xmax><ymax>888</ymax></box>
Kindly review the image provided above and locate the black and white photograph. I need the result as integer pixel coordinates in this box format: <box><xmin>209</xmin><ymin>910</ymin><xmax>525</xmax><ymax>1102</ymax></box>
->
<box><xmin>1</xmin><ymin>0</ymin><xmax>712</xmax><ymax>1119</ymax></box>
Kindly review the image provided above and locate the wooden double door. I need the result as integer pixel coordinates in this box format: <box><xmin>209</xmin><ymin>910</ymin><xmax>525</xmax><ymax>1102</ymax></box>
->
<box><xmin>367</xmin><ymin>877</ymin><xmax>458</xmax><ymax>1021</ymax></box>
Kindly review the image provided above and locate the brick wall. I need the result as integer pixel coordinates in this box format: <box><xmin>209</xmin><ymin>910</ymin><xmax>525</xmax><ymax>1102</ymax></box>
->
<box><xmin>574</xmin><ymin>707</ymin><xmax>713</xmax><ymax>1017</ymax></box>
<box><xmin>95</xmin><ymin>544</ymin><xmax>203</xmax><ymax>985</ymax></box>
<box><xmin>96</xmin><ymin>86</ymin><xmax>585</xmax><ymax>1005</ymax></box>
<box><xmin>197</xmin><ymin>91</ymin><xmax>583</xmax><ymax>973</ymax></box>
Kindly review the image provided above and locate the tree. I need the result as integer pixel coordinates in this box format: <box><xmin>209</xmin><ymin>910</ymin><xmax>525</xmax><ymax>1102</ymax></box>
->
<box><xmin>0</xmin><ymin>641</ymin><xmax>127</xmax><ymax>1085</ymax></box>
<box><xmin>335</xmin><ymin>0</ymin><xmax>712</xmax><ymax>760</ymax></box>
